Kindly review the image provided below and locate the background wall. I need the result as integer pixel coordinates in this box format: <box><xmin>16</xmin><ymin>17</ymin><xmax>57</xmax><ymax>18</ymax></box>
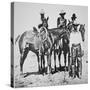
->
<box><xmin>0</xmin><ymin>0</ymin><xmax>89</xmax><ymax>90</ymax></box>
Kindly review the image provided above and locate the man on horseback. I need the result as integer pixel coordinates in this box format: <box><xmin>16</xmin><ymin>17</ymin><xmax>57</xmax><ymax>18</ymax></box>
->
<box><xmin>37</xmin><ymin>9</ymin><xmax>52</xmax><ymax>74</ymax></box>
<box><xmin>57</xmin><ymin>10</ymin><xmax>67</xmax><ymax>30</ymax></box>
<box><xmin>38</xmin><ymin>9</ymin><xmax>49</xmax><ymax>29</ymax></box>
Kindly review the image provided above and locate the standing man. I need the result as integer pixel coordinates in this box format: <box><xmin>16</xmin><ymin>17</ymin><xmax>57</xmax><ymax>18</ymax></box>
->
<box><xmin>69</xmin><ymin>14</ymin><xmax>83</xmax><ymax>79</ymax></box>
<box><xmin>68</xmin><ymin>13</ymin><xmax>78</xmax><ymax>32</ymax></box>
<box><xmin>57</xmin><ymin>10</ymin><xmax>67</xmax><ymax>29</ymax></box>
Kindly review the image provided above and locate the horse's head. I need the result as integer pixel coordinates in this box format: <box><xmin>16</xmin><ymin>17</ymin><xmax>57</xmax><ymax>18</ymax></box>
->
<box><xmin>79</xmin><ymin>24</ymin><xmax>85</xmax><ymax>42</ymax></box>
<box><xmin>42</xmin><ymin>17</ymin><xmax>49</xmax><ymax>28</ymax></box>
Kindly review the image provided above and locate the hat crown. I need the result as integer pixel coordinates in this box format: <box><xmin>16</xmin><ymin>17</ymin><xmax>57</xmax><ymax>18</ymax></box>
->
<box><xmin>60</xmin><ymin>10</ymin><xmax>65</xmax><ymax>13</ymax></box>
<box><xmin>72</xmin><ymin>13</ymin><xmax>77</xmax><ymax>18</ymax></box>
<box><xmin>40</xmin><ymin>9</ymin><xmax>45</xmax><ymax>14</ymax></box>
<box><xmin>59</xmin><ymin>10</ymin><xmax>66</xmax><ymax>15</ymax></box>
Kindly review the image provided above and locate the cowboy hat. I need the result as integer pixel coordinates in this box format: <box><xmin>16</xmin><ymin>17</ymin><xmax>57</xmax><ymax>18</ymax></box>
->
<box><xmin>59</xmin><ymin>10</ymin><xmax>66</xmax><ymax>16</ymax></box>
<box><xmin>40</xmin><ymin>9</ymin><xmax>45</xmax><ymax>15</ymax></box>
<box><xmin>73</xmin><ymin>23</ymin><xmax>79</xmax><ymax>27</ymax></box>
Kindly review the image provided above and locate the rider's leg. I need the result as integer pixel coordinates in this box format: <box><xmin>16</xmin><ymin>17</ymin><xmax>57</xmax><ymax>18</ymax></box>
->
<box><xmin>72</xmin><ymin>57</ymin><xmax>76</xmax><ymax>79</ymax></box>
<box><xmin>77</xmin><ymin>57</ymin><xmax>82</xmax><ymax>79</ymax></box>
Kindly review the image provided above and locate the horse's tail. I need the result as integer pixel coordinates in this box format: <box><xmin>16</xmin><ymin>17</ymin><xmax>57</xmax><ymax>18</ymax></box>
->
<box><xmin>15</xmin><ymin>35</ymin><xmax>20</xmax><ymax>44</ymax></box>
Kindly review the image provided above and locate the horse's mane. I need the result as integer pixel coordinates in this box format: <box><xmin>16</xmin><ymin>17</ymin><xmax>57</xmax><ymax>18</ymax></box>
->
<box><xmin>48</xmin><ymin>28</ymin><xmax>65</xmax><ymax>36</ymax></box>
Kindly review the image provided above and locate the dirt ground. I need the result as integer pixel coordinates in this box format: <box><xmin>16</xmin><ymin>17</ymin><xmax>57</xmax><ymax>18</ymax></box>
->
<box><xmin>14</xmin><ymin>44</ymin><xmax>88</xmax><ymax>88</ymax></box>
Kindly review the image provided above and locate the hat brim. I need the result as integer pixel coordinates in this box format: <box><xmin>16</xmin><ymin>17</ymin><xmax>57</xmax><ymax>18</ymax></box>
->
<box><xmin>73</xmin><ymin>24</ymin><xmax>79</xmax><ymax>26</ymax></box>
<box><xmin>59</xmin><ymin>13</ymin><xmax>66</xmax><ymax>15</ymax></box>
<box><xmin>71</xmin><ymin>17</ymin><xmax>77</xmax><ymax>19</ymax></box>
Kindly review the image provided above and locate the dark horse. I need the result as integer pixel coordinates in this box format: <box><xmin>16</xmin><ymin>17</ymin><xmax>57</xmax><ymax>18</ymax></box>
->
<box><xmin>58</xmin><ymin>32</ymin><xmax>70</xmax><ymax>71</ymax></box>
<box><xmin>48</xmin><ymin>28</ymin><xmax>69</xmax><ymax>72</ymax></box>
<box><xmin>57</xmin><ymin>24</ymin><xmax>85</xmax><ymax>73</ymax></box>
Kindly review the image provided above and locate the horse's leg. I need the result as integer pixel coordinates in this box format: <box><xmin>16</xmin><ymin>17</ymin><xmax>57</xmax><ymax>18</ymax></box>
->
<box><xmin>40</xmin><ymin>54</ymin><xmax>45</xmax><ymax>73</ymax></box>
<box><xmin>20</xmin><ymin>54</ymin><xmax>23</xmax><ymax>73</ymax></box>
<box><xmin>47</xmin><ymin>53</ymin><xmax>49</xmax><ymax>74</ymax></box>
<box><xmin>58</xmin><ymin>48</ymin><xmax>62</xmax><ymax>70</ymax></box>
<box><xmin>49</xmin><ymin>54</ymin><xmax>51</xmax><ymax>74</ymax></box>
<box><xmin>63</xmin><ymin>52</ymin><xmax>67</xmax><ymax>71</ymax></box>
<box><xmin>20</xmin><ymin>48</ymin><xmax>29</xmax><ymax>74</ymax></box>
<box><xmin>68</xmin><ymin>50</ymin><xmax>71</xmax><ymax>77</ymax></box>
<box><xmin>47</xmin><ymin>50</ymin><xmax>51</xmax><ymax>74</ymax></box>
<box><xmin>41</xmin><ymin>55</ymin><xmax>43</xmax><ymax>71</ymax></box>
<box><xmin>68</xmin><ymin>48</ymin><xmax>70</xmax><ymax>72</ymax></box>
<box><xmin>36</xmin><ymin>53</ymin><xmax>41</xmax><ymax>73</ymax></box>
<box><xmin>54</xmin><ymin>47</ymin><xmax>57</xmax><ymax>72</ymax></box>
<box><xmin>42</xmin><ymin>54</ymin><xmax>45</xmax><ymax>73</ymax></box>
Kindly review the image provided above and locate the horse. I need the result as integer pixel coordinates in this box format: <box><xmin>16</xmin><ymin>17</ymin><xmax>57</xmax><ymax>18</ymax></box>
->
<box><xmin>56</xmin><ymin>22</ymin><xmax>73</xmax><ymax>72</ymax></box>
<box><xmin>69</xmin><ymin>24</ymin><xmax>85</xmax><ymax>78</ymax></box>
<box><xmin>16</xmin><ymin>29</ymin><xmax>41</xmax><ymax>74</ymax></box>
<box><xmin>47</xmin><ymin>28</ymin><xmax>69</xmax><ymax>72</ymax></box>
<box><xmin>56</xmin><ymin>28</ymin><xmax>70</xmax><ymax>72</ymax></box>
<box><xmin>40</xmin><ymin>27</ymin><xmax>67</xmax><ymax>74</ymax></box>
<box><xmin>15</xmin><ymin>16</ymin><xmax>54</xmax><ymax>75</ymax></box>
<box><xmin>38</xmin><ymin>26</ymin><xmax>53</xmax><ymax>74</ymax></box>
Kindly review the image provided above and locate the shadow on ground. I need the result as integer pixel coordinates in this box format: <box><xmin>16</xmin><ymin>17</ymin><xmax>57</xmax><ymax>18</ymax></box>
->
<box><xmin>23</xmin><ymin>66</ymin><xmax>68</xmax><ymax>78</ymax></box>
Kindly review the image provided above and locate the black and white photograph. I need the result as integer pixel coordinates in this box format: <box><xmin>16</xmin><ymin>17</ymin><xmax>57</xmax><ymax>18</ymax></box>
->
<box><xmin>11</xmin><ymin>2</ymin><xmax>88</xmax><ymax>88</ymax></box>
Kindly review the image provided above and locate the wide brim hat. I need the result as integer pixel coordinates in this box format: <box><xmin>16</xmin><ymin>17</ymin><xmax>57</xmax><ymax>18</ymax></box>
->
<box><xmin>73</xmin><ymin>23</ymin><xmax>79</xmax><ymax>27</ymax></box>
<box><xmin>40</xmin><ymin>9</ymin><xmax>45</xmax><ymax>15</ymax></box>
<box><xmin>71</xmin><ymin>13</ymin><xmax>77</xmax><ymax>20</ymax></box>
<box><xmin>59</xmin><ymin>10</ymin><xmax>66</xmax><ymax>16</ymax></box>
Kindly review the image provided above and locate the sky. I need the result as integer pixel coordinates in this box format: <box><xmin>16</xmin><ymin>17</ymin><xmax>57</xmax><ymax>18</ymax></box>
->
<box><xmin>13</xmin><ymin>2</ymin><xmax>88</xmax><ymax>76</ymax></box>
<box><xmin>14</xmin><ymin>2</ymin><xmax>88</xmax><ymax>39</ymax></box>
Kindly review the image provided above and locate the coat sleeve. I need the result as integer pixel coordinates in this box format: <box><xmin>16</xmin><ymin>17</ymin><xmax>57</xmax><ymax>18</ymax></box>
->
<box><xmin>65</xmin><ymin>19</ymin><xmax>67</xmax><ymax>26</ymax></box>
<box><xmin>79</xmin><ymin>32</ymin><xmax>83</xmax><ymax>50</ymax></box>
<box><xmin>57</xmin><ymin>17</ymin><xmax>60</xmax><ymax>27</ymax></box>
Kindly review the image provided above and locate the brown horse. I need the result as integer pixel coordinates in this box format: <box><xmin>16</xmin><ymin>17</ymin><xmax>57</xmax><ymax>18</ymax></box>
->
<box><xmin>48</xmin><ymin>28</ymin><xmax>69</xmax><ymax>71</ymax></box>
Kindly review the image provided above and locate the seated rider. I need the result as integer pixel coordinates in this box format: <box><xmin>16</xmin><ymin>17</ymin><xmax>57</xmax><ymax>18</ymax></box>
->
<box><xmin>57</xmin><ymin>10</ymin><xmax>67</xmax><ymax>30</ymax></box>
<box><xmin>38</xmin><ymin>9</ymin><xmax>49</xmax><ymax>29</ymax></box>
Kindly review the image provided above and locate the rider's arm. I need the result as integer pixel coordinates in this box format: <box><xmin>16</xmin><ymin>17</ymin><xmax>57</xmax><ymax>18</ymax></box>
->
<box><xmin>57</xmin><ymin>17</ymin><xmax>60</xmax><ymax>27</ymax></box>
<box><xmin>65</xmin><ymin>19</ymin><xmax>67</xmax><ymax>26</ymax></box>
<box><xmin>79</xmin><ymin>33</ymin><xmax>84</xmax><ymax>51</ymax></box>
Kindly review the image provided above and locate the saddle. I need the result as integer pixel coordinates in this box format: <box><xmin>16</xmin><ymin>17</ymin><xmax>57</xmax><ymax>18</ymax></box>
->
<box><xmin>33</xmin><ymin>27</ymin><xmax>39</xmax><ymax>35</ymax></box>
